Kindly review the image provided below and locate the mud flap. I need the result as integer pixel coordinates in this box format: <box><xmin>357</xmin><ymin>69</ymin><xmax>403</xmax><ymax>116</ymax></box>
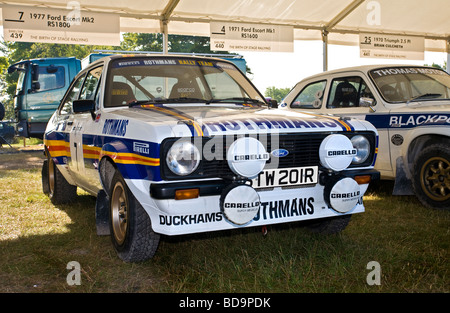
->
<box><xmin>392</xmin><ymin>157</ymin><xmax>414</xmax><ymax>196</ymax></box>
<box><xmin>95</xmin><ymin>189</ymin><xmax>110</xmax><ymax>235</ymax></box>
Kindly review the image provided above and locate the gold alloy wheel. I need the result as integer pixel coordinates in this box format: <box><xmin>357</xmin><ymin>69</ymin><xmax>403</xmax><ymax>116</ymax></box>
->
<box><xmin>111</xmin><ymin>181</ymin><xmax>129</xmax><ymax>245</ymax></box>
<box><xmin>420</xmin><ymin>156</ymin><xmax>450</xmax><ymax>202</ymax></box>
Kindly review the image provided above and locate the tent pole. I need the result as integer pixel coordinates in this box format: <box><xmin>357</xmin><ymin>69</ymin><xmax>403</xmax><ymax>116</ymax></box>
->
<box><xmin>322</xmin><ymin>30</ymin><xmax>328</xmax><ymax>72</ymax></box>
<box><xmin>446</xmin><ymin>39</ymin><xmax>450</xmax><ymax>73</ymax></box>
<box><xmin>162</xmin><ymin>20</ymin><xmax>169</xmax><ymax>54</ymax></box>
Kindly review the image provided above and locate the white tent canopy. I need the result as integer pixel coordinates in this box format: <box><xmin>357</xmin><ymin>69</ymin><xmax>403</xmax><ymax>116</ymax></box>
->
<box><xmin>1</xmin><ymin>0</ymin><xmax>449</xmax><ymax>69</ymax></box>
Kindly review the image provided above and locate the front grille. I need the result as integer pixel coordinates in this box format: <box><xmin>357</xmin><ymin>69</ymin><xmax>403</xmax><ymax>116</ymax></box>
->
<box><xmin>161</xmin><ymin>132</ymin><xmax>376</xmax><ymax>180</ymax></box>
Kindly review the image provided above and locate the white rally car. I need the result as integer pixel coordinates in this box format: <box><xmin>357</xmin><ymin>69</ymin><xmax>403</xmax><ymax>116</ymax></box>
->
<box><xmin>282</xmin><ymin>65</ymin><xmax>449</xmax><ymax>210</ymax></box>
<box><xmin>42</xmin><ymin>55</ymin><xmax>379</xmax><ymax>262</ymax></box>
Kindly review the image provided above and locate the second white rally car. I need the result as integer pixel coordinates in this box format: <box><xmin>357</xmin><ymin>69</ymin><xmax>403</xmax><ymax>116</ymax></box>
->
<box><xmin>43</xmin><ymin>55</ymin><xmax>379</xmax><ymax>262</ymax></box>
<box><xmin>282</xmin><ymin>65</ymin><xmax>449</xmax><ymax>210</ymax></box>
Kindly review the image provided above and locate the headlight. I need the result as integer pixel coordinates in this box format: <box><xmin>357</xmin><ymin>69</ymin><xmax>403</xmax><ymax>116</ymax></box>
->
<box><xmin>351</xmin><ymin>135</ymin><xmax>370</xmax><ymax>164</ymax></box>
<box><xmin>166</xmin><ymin>141</ymin><xmax>200</xmax><ymax>176</ymax></box>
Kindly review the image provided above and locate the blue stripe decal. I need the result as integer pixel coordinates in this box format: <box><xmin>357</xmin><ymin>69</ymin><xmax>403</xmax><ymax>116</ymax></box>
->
<box><xmin>365</xmin><ymin>113</ymin><xmax>450</xmax><ymax>129</ymax></box>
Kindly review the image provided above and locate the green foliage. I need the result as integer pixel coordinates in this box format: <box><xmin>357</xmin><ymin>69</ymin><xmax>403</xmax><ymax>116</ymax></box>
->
<box><xmin>120</xmin><ymin>33</ymin><xmax>234</xmax><ymax>55</ymax></box>
<box><xmin>265</xmin><ymin>86</ymin><xmax>291</xmax><ymax>103</ymax></box>
<box><xmin>120</xmin><ymin>33</ymin><xmax>163</xmax><ymax>52</ymax></box>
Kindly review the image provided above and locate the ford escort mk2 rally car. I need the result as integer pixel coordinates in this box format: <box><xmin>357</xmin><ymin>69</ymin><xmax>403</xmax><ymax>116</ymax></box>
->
<box><xmin>43</xmin><ymin>55</ymin><xmax>379</xmax><ymax>262</ymax></box>
<box><xmin>282</xmin><ymin>65</ymin><xmax>450</xmax><ymax>210</ymax></box>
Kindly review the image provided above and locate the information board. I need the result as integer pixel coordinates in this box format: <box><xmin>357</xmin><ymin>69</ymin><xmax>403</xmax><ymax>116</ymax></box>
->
<box><xmin>210</xmin><ymin>22</ymin><xmax>293</xmax><ymax>52</ymax></box>
<box><xmin>359</xmin><ymin>33</ymin><xmax>424</xmax><ymax>60</ymax></box>
<box><xmin>2</xmin><ymin>4</ymin><xmax>120</xmax><ymax>46</ymax></box>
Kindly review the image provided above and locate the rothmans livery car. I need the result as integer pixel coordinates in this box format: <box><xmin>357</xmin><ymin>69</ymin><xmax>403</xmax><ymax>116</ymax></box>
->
<box><xmin>282</xmin><ymin>65</ymin><xmax>450</xmax><ymax>210</ymax></box>
<box><xmin>43</xmin><ymin>55</ymin><xmax>379</xmax><ymax>262</ymax></box>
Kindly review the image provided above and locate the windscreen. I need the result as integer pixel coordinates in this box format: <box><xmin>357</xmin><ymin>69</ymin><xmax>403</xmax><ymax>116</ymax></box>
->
<box><xmin>369</xmin><ymin>67</ymin><xmax>450</xmax><ymax>103</ymax></box>
<box><xmin>105</xmin><ymin>57</ymin><xmax>264</xmax><ymax>107</ymax></box>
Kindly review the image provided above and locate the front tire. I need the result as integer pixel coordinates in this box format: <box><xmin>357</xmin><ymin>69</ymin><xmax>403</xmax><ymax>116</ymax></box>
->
<box><xmin>42</xmin><ymin>157</ymin><xmax>77</xmax><ymax>205</ymax></box>
<box><xmin>109</xmin><ymin>170</ymin><xmax>160</xmax><ymax>262</ymax></box>
<box><xmin>413</xmin><ymin>143</ymin><xmax>450</xmax><ymax>210</ymax></box>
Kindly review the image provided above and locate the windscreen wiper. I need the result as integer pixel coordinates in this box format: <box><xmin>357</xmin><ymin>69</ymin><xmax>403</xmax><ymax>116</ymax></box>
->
<box><xmin>128</xmin><ymin>99</ymin><xmax>165</xmax><ymax>107</ymax></box>
<box><xmin>129</xmin><ymin>98</ymin><xmax>209</xmax><ymax>107</ymax></box>
<box><xmin>208</xmin><ymin>97</ymin><xmax>265</xmax><ymax>105</ymax></box>
<box><xmin>167</xmin><ymin>97</ymin><xmax>209</xmax><ymax>103</ymax></box>
<box><xmin>407</xmin><ymin>93</ymin><xmax>442</xmax><ymax>103</ymax></box>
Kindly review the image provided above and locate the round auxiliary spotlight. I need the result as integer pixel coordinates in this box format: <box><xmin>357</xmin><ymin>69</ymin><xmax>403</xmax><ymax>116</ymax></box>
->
<box><xmin>324</xmin><ymin>177</ymin><xmax>361</xmax><ymax>213</ymax></box>
<box><xmin>227</xmin><ymin>137</ymin><xmax>269</xmax><ymax>178</ymax></box>
<box><xmin>220</xmin><ymin>184</ymin><xmax>260</xmax><ymax>225</ymax></box>
<box><xmin>319</xmin><ymin>134</ymin><xmax>356</xmax><ymax>171</ymax></box>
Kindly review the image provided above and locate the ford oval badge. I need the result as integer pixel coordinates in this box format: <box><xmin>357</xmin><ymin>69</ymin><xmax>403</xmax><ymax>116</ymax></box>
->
<box><xmin>271</xmin><ymin>149</ymin><xmax>289</xmax><ymax>157</ymax></box>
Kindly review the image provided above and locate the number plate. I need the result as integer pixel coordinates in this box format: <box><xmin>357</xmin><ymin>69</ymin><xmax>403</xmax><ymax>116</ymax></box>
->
<box><xmin>251</xmin><ymin>166</ymin><xmax>318</xmax><ymax>189</ymax></box>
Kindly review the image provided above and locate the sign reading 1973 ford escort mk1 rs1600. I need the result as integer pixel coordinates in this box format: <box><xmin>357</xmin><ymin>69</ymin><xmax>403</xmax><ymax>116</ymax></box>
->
<box><xmin>43</xmin><ymin>55</ymin><xmax>379</xmax><ymax>262</ymax></box>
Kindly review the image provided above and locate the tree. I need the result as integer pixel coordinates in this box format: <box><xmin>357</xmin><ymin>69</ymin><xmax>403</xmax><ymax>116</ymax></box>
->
<box><xmin>264</xmin><ymin>86</ymin><xmax>291</xmax><ymax>103</ymax></box>
<box><xmin>425</xmin><ymin>61</ymin><xmax>447</xmax><ymax>71</ymax></box>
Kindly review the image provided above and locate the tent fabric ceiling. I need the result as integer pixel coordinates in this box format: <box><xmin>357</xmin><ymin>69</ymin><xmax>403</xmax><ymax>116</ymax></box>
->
<box><xmin>0</xmin><ymin>0</ymin><xmax>449</xmax><ymax>51</ymax></box>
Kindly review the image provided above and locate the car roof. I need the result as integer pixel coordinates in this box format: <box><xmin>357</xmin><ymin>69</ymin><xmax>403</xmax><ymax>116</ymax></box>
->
<box><xmin>90</xmin><ymin>53</ymin><xmax>230</xmax><ymax>63</ymax></box>
<box><xmin>298</xmin><ymin>64</ymin><xmax>442</xmax><ymax>83</ymax></box>
<box><xmin>84</xmin><ymin>53</ymin><xmax>235</xmax><ymax>72</ymax></box>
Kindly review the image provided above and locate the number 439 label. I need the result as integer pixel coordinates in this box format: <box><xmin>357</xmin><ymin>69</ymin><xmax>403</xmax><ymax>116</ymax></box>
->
<box><xmin>2</xmin><ymin>4</ymin><xmax>120</xmax><ymax>46</ymax></box>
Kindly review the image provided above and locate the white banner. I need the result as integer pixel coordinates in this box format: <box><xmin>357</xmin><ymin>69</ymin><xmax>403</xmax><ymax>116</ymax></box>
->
<box><xmin>359</xmin><ymin>33</ymin><xmax>424</xmax><ymax>60</ymax></box>
<box><xmin>2</xmin><ymin>4</ymin><xmax>120</xmax><ymax>46</ymax></box>
<box><xmin>210</xmin><ymin>22</ymin><xmax>293</xmax><ymax>52</ymax></box>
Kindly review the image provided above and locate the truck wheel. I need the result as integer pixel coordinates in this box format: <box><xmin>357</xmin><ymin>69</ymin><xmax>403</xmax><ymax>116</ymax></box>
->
<box><xmin>44</xmin><ymin>157</ymin><xmax>77</xmax><ymax>205</ymax></box>
<box><xmin>413</xmin><ymin>143</ymin><xmax>450</xmax><ymax>210</ymax></box>
<box><xmin>306</xmin><ymin>215</ymin><xmax>351</xmax><ymax>234</ymax></box>
<box><xmin>109</xmin><ymin>170</ymin><xmax>160</xmax><ymax>262</ymax></box>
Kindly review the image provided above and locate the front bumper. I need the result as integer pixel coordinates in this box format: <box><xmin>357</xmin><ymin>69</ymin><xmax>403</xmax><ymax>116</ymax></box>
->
<box><xmin>143</xmin><ymin>169</ymin><xmax>380</xmax><ymax>236</ymax></box>
<box><xmin>150</xmin><ymin>169</ymin><xmax>380</xmax><ymax>200</ymax></box>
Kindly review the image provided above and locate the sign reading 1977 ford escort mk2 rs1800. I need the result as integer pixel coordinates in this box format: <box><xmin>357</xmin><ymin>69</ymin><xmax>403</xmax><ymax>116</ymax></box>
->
<box><xmin>43</xmin><ymin>55</ymin><xmax>379</xmax><ymax>262</ymax></box>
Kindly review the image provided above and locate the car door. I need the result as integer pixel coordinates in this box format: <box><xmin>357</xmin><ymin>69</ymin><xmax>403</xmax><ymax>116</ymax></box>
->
<box><xmin>70</xmin><ymin>65</ymin><xmax>104</xmax><ymax>193</ymax></box>
<box><xmin>55</xmin><ymin>73</ymin><xmax>85</xmax><ymax>175</ymax></box>
<box><xmin>323</xmin><ymin>74</ymin><xmax>391</xmax><ymax>173</ymax></box>
<box><xmin>289</xmin><ymin>74</ymin><xmax>391</xmax><ymax>173</ymax></box>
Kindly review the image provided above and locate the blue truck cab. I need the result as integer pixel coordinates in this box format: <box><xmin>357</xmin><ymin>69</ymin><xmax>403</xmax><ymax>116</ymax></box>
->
<box><xmin>8</xmin><ymin>57</ymin><xmax>81</xmax><ymax>138</ymax></box>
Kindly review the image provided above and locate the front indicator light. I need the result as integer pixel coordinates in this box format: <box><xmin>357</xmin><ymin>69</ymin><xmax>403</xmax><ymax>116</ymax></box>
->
<box><xmin>354</xmin><ymin>175</ymin><xmax>371</xmax><ymax>185</ymax></box>
<box><xmin>175</xmin><ymin>188</ymin><xmax>199</xmax><ymax>200</ymax></box>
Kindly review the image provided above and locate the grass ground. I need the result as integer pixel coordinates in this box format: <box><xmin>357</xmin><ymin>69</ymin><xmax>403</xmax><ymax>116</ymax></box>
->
<box><xmin>0</xmin><ymin>146</ymin><xmax>448</xmax><ymax>293</ymax></box>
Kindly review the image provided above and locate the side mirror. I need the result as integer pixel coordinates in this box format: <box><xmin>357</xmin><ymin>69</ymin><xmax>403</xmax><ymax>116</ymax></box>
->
<box><xmin>31</xmin><ymin>64</ymin><xmax>39</xmax><ymax>82</ymax></box>
<box><xmin>29</xmin><ymin>64</ymin><xmax>41</xmax><ymax>92</ymax></box>
<box><xmin>359</xmin><ymin>97</ymin><xmax>376</xmax><ymax>112</ymax></box>
<box><xmin>73</xmin><ymin>99</ymin><xmax>95</xmax><ymax>114</ymax></box>
<box><xmin>269</xmin><ymin>99</ymin><xmax>278</xmax><ymax>108</ymax></box>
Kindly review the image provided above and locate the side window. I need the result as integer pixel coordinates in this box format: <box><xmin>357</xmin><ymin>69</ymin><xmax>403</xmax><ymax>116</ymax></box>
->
<box><xmin>59</xmin><ymin>75</ymin><xmax>85</xmax><ymax>115</ymax></box>
<box><xmin>80</xmin><ymin>66</ymin><xmax>103</xmax><ymax>101</ymax></box>
<box><xmin>290</xmin><ymin>81</ymin><xmax>327</xmax><ymax>109</ymax></box>
<box><xmin>327</xmin><ymin>76</ymin><xmax>375</xmax><ymax>108</ymax></box>
<box><xmin>37</xmin><ymin>66</ymin><xmax>65</xmax><ymax>92</ymax></box>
